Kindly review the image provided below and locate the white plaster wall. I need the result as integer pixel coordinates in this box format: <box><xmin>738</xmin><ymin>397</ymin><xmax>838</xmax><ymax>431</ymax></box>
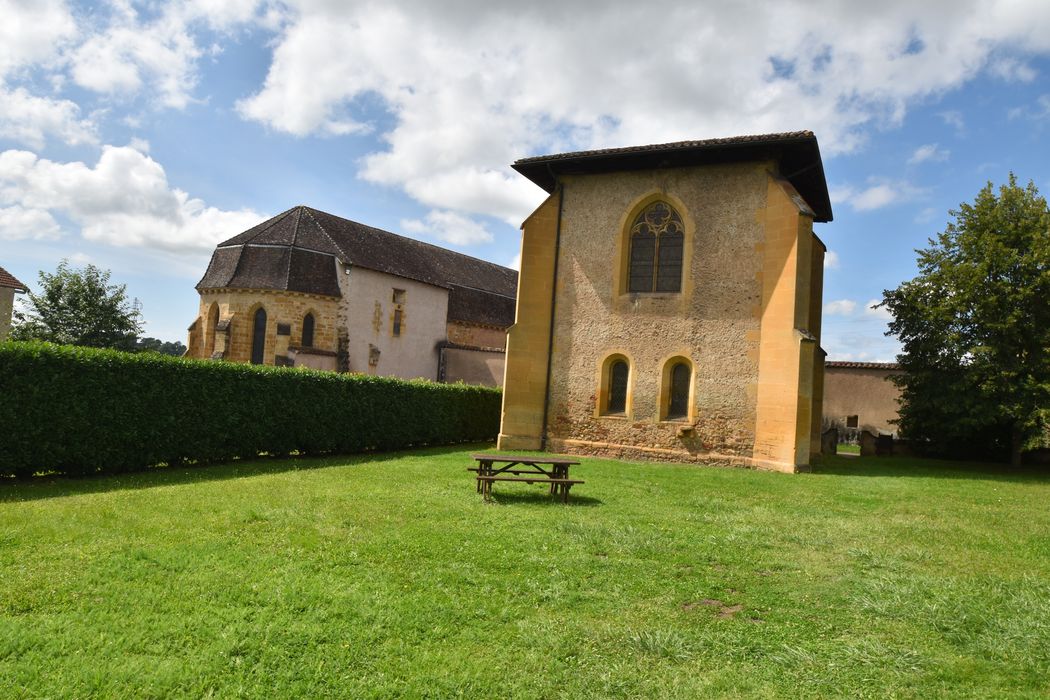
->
<box><xmin>340</xmin><ymin>266</ymin><xmax>449</xmax><ymax>380</ymax></box>
<box><xmin>0</xmin><ymin>288</ymin><xmax>15</xmax><ymax>341</ymax></box>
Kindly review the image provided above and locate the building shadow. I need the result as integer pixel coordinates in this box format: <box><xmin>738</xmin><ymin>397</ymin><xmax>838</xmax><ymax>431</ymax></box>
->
<box><xmin>0</xmin><ymin>442</ymin><xmax>495</xmax><ymax>503</ymax></box>
<box><xmin>813</xmin><ymin>454</ymin><xmax>1050</xmax><ymax>484</ymax></box>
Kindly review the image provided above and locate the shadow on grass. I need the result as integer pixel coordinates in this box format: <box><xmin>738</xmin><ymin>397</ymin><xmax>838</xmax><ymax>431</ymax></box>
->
<box><xmin>813</xmin><ymin>454</ymin><xmax>1050</xmax><ymax>484</ymax></box>
<box><xmin>0</xmin><ymin>443</ymin><xmax>494</xmax><ymax>503</ymax></box>
<box><xmin>485</xmin><ymin>490</ymin><xmax>603</xmax><ymax>507</ymax></box>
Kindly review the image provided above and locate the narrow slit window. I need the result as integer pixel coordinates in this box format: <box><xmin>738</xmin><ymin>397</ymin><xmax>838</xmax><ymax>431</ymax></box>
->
<box><xmin>250</xmin><ymin>307</ymin><xmax>267</xmax><ymax>365</ymax></box>
<box><xmin>667</xmin><ymin>362</ymin><xmax>690</xmax><ymax>419</ymax></box>
<box><xmin>627</xmin><ymin>201</ymin><xmax>684</xmax><ymax>293</ymax></box>
<box><xmin>607</xmin><ymin>360</ymin><xmax>629</xmax><ymax>414</ymax></box>
<box><xmin>393</xmin><ymin>309</ymin><xmax>403</xmax><ymax>337</ymax></box>
<box><xmin>302</xmin><ymin>313</ymin><xmax>315</xmax><ymax>348</ymax></box>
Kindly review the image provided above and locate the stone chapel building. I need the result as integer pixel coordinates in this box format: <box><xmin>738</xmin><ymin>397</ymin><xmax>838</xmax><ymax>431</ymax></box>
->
<box><xmin>497</xmin><ymin>131</ymin><xmax>833</xmax><ymax>472</ymax></box>
<box><xmin>185</xmin><ymin>206</ymin><xmax>516</xmax><ymax>385</ymax></box>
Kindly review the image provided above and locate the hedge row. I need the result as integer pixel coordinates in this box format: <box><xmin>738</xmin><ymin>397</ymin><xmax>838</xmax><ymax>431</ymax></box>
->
<box><xmin>0</xmin><ymin>341</ymin><xmax>502</xmax><ymax>478</ymax></box>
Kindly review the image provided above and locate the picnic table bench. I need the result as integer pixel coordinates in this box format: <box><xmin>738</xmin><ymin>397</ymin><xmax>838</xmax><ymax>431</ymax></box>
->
<box><xmin>469</xmin><ymin>453</ymin><xmax>584</xmax><ymax>503</ymax></box>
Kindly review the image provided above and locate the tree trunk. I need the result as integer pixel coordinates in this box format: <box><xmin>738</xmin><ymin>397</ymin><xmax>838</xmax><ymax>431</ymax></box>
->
<box><xmin>1011</xmin><ymin>423</ymin><xmax>1023</xmax><ymax>467</ymax></box>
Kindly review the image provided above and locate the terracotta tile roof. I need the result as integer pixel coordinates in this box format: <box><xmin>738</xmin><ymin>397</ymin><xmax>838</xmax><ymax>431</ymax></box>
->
<box><xmin>0</xmin><ymin>266</ymin><xmax>28</xmax><ymax>292</ymax></box>
<box><xmin>825</xmin><ymin>361</ymin><xmax>901</xmax><ymax>370</ymax></box>
<box><xmin>513</xmin><ymin>131</ymin><xmax>833</xmax><ymax>222</ymax></box>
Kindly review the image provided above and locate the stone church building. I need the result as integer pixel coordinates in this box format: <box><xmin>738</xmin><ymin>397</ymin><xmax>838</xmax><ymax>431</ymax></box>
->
<box><xmin>185</xmin><ymin>206</ymin><xmax>516</xmax><ymax>385</ymax></box>
<box><xmin>497</xmin><ymin>132</ymin><xmax>833</xmax><ymax>472</ymax></box>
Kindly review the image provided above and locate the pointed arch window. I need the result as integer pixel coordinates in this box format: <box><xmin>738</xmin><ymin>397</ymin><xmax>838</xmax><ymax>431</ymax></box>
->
<box><xmin>302</xmin><ymin>313</ymin><xmax>315</xmax><ymax>348</ymax></box>
<box><xmin>627</xmin><ymin>201</ymin><xmax>684</xmax><ymax>293</ymax></box>
<box><xmin>667</xmin><ymin>361</ymin><xmax>691</xmax><ymax>420</ymax></box>
<box><xmin>607</xmin><ymin>359</ymin><xmax>629</xmax><ymax>414</ymax></box>
<box><xmin>251</xmin><ymin>307</ymin><xmax>267</xmax><ymax>365</ymax></box>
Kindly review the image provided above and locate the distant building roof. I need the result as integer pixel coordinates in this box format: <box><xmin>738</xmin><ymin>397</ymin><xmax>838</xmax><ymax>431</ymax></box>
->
<box><xmin>197</xmin><ymin>206</ymin><xmax>518</xmax><ymax>327</ymax></box>
<box><xmin>513</xmin><ymin>131</ymin><xmax>833</xmax><ymax>223</ymax></box>
<box><xmin>825</xmin><ymin>361</ymin><xmax>900</xmax><ymax>370</ymax></box>
<box><xmin>0</xmin><ymin>266</ymin><xmax>28</xmax><ymax>292</ymax></box>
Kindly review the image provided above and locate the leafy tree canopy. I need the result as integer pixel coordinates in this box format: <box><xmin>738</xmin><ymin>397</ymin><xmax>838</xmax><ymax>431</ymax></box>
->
<box><xmin>11</xmin><ymin>260</ymin><xmax>143</xmax><ymax>351</ymax></box>
<box><xmin>135</xmin><ymin>337</ymin><xmax>187</xmax><ymax>356</ymax></box>
<box><xmin>880</xmin><ymin>174</ymin><xmax>1050</xmax><ymax>465</ymax></box>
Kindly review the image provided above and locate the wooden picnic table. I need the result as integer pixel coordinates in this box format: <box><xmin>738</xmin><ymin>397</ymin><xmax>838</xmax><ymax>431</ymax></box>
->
<box><xmin>469</xmin><ymin>453</ymin><xmax>584</xmax><ymax>503</ymax></box>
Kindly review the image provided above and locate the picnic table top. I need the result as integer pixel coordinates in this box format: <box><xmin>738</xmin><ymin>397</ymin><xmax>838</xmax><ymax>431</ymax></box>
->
<box><xmin>470</xmin><ymin>452</ymin><xmax>580</xmax><ymax>466</ymax></box>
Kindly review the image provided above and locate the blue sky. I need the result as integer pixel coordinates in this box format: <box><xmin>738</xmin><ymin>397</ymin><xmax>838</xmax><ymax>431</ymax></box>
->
<box><xmin>2</xmin><ymin>1</ymin><xmax>1049</xmax><ymax>360</ymax></box>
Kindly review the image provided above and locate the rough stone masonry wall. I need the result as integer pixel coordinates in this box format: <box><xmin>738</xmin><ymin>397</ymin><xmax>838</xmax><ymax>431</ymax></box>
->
<box><xmin>544</xmin><ymin>163</ymin><xmax>769</xmax><ymax>464</ymax></box>
<box><xmin>0</xmin><ymin>287</ymin><xmax>14</xmax><ymax>342</ymax></box>
<box><xmin>190</xmin><ymin>289</ymin><xmax>339</xmax><ymax>364</ymax></box>
<box><xmin>446</xmin><ymin>321</ymin><xmax>507</xmax><ymax>350</ymax></box>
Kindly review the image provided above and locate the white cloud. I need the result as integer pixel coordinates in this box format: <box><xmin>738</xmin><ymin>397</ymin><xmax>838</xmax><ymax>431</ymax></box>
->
<box><xmin>823</xmin><ymin>250</ymin><xmax>839</xmax><ymax>269</ymax></box>
<box><xmin>832</xmin><ymin>180</ymin><xmax>922</xmax><ymax>212</ymax></box>
<box><xmin>908</xmin><ymin>143</ymin><xmax>950</xmax><ymax>164</ymax></box>
<box><xmin>1009</xmin><ymin>94</ymin><xmax>1050</xmax><ymax>121</ymax></box>
<box><xmin>68</xmin><ymin>0</ymin><xmax>268</xmax><ymax>110</ymax></box>
<box><xmin>508</xmin><ymin>252</ymin><xmax>521</xmax><ymax>271</ymax></box>
<box><xmin>939</xmin><ymin>110</ymin><xmax>966</xmax><ymax>133</ymax></box>
<box><xmin>989</xmin><ymin>55</ymin><xmax>1037</xmax><ymax>82</ymax></box>
<box><xmin>865</xmin><ymin>299</ymin><xmax>894</xmax><ymax>321</ymax></box>
<box><xmin>824</xmin><ymin>299</ymin><xmax>857</xmax><ymax>316</ymax></box>
<box><xmin>234</xmin><ymin>1</ymin><xmax>1050</xmax><ymax>225</ymax></box>
<box><xmin>0</xmin><ymin>145</ymin><xmax>262</xmax><ymax>252</ymax></box>
<box><xmin>0</xmin><ymin>86</ymin><xmax>97</xmax><ymax>149</ymax></box>
<box><xmin>401</xmin><ymin>209</ymin><xmax>493</xmax><ymax>245</ymax></box>
<box><xmin>0</xmin><ymin>0</ymin><xmax>76</xmax><ymax>79</ymax></box>
<box><xmin>0</xmin><ymin>205</ymin><xmax>62</xmax><ymax>241</ymax></box>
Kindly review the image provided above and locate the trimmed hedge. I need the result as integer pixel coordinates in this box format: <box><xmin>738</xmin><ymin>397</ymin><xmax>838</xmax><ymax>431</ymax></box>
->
<box><xmin>0</xmin><ymin>341</ymin><xmax>502</xmax><ymax>478</ymax></box>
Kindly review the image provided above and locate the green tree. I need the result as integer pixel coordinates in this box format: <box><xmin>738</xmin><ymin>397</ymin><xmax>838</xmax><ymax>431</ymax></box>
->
<box><xmin>135</xmin><ymin>337</ymin><xmax>187</xmax><ymax>356</ymax></box>
<box><xmin>11</xmin><ymin>260</ymin><xmax>143</xmax><ymax>351</ymax></box>
<box><xmin>880</xmin><ymin>174</ymin><xmax>1050</xmax><ymax>466</ymax></box>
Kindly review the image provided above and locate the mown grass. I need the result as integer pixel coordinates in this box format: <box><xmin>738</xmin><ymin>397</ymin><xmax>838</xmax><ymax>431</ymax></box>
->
<box><xmin>1</xmin><ymin>447</ymin><xmax>1048</xmax><ymax>698</ymax></box>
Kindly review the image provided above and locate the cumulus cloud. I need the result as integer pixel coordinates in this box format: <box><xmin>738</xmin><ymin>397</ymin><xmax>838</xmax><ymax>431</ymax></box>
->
<box><xmin>0</xmin><ymin>205</ymin><xmax>62</xmax><ymax>241</ymax></box>
<box><xmin>67</xmin><ymin>0</ymin><xmax>267</xmax><ymax>109</ymax></box>
<box><xmin>402</xmin><ymin>210</ymin><xmax>493</xmax><ymax>245</ymax></box>
<box><xmin>908</xmin><ymin>143</ymin><xmax>950</xmax><ymax>164</ymax></box>
<box><xmin>823</xmin><ymin>250</ymin><xmax>840</xmax><ymax>270</ymax></box>
<box><xmin>0</xmin><ymin>0</ymin><xmax>76</xmax><ymax>79</ymax></box>
<box><xmin>865</xmin><ymin>299</ymin><xmax>894</xmax><ymax>321</ymax></box>
<box><xmin>831</xmin><ymin>179</ymin><xmax>923</xmax><ymax>211</ymax></box>
<box><xmin>233</xmin><ymin>0</ymin><xmax>1050</xmax><ymax>226</ymax></box>
<box><xmin>0</xmin><ymin>86</ymin><xmax>97</xmax><ymax>149</ymax></box>
<box><xmin>824</xmin><ymin>299</ymin><xmax>858</xmax><ymax>316</ymax></box>
<box><xmin>0</xmin><ymin>145</ymin><xmax>262</xmax><ymax>252</ymax></box>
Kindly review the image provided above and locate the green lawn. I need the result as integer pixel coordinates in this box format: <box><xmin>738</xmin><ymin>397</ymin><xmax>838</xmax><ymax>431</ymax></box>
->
<box><xmin>2</xmin><ymin>447</ymin><xmax>1048</xmax><ymax>698</ymax></box>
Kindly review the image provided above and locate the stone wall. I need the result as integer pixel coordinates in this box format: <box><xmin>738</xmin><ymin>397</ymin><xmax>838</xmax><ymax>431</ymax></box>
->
<box><xmin>442</xmin><ymin>346</ymin><xmax>505</xmax><ymax>386</ymax></box>
<box><xmin>545</xmin><ymin>163</ymin><xmax>769</xmax><ymax>464</ymax></box>
<box><xmin>823</xmin><ymin>365</ymin><xmax>902</xmax><ymax>436</ymax></box>
<box><xmin>186</xmin><ymin>289</ymin><xmax>340</xmax><ymax>365</ymax></box>
<box><xmin>0</xmin><ymin>287</ymin><xmax>14</xmax><ymax>342</ymax></box>
<box><xmin>446</xmin><ymin>321</ymin><xmax>507</xmax><ymax>350</ymax></box>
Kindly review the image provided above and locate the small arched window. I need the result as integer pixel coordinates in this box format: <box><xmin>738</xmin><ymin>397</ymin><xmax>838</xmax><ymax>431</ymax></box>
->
<box><xmin>205</xmin><ymin>302</ymin><xmax>219</xmax><ymax>356</ymax></box>
<box><xmin>667</xmin><ymin>362</ymin><xmax>691</xmax><ymax>420</ymax></box>
<box><xmin>302</xmin><ymin>313</ymin><xmax>315</xmax><ymax>348</ymax></box>
<box><xmin>627</xmin><ymin>201</ymin><xmax>684</xmax><ymax>293</ymax></box>
<box><xmin>251</xmin><ymin>307</ymin><xmax>267</xmax><ymax>365</ymax></box>
<box><xmin>607</xmin><ymin>360</ymin><xmax>629</xmax><ymax>414</ymax></box>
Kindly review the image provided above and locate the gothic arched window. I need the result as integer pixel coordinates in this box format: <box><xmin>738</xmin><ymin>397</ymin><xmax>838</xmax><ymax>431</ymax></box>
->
<box><xmin>302</xmin><ymin>313</ymin><xmax>315</xmax><ymax>348</ymax></box>
<box><xmin>667</xmin><ymin>361</ymin><xmax>691</xmax><ymax>420</ymax></box>
<box><xmin>607</xmin><ymin>359</ymin><xmax>629</xmax><ymax>414</ymax></box>
<box><xmin>627</xmin><ymin>201</ymin><xmax>684</xmax><ymax>293</ymax></box>
<box><xmin>251</xmin><ymin>307</ymin><xmax>267</xmax><ymax>365</ymax></box>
